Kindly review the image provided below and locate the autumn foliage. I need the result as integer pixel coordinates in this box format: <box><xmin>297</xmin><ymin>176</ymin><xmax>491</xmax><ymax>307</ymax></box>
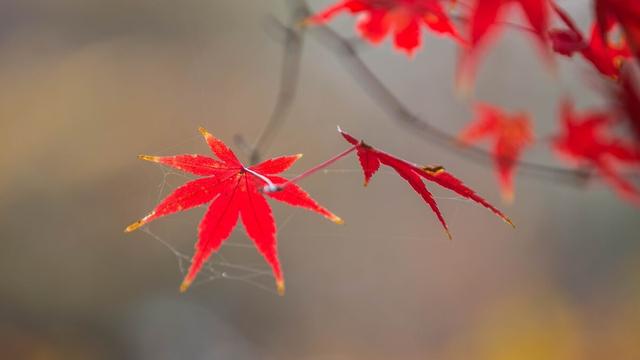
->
<box><xmin>308</xmin><ymin>0</ymin><xmax>462</xmax><ymax>56</ymax></box>
<box><xmin>127</xmin><ymin>0</ymin><xmax>640</xmax><ymax>293</ymax></box>
<box><xmin>309</xmin><ymin>0</ymin><xmax>640</xmax><ymax>203</ymax></box>
<box><xmin>554</xmin><ymin>102</ymin><xmax>640</xmax><ymax>203</ymax></box>
<box><xmin>338</xmin><ymin>127</ymin><xmax>513</xmax><ymax>239</ymax></box>
<box><xmin>550</xmin><ymin>10</ymin><xmax>631</xmax><ymax>79</ymax></box>
<box><xmin>126</xmin><ymin>128</ymin><xmax>342</xmax><ymax>294</ymax></box>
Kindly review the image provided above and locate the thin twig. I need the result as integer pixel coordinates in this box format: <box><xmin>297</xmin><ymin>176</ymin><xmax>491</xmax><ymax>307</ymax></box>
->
<box><xmin>249</xmin><ymin>0</ymin><xmax>309</xmax><ymax>165</ymax></box>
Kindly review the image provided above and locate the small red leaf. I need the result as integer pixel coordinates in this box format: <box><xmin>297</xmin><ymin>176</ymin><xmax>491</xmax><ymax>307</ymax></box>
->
<box><xmin>308</xmin><ymin>0</ymin><xmax>462</xmax><ymax>56</ymax></box>
<box><xmin>459</xmin><ymin>104</ymin><xmax>534</xmax><ymax>201</ymax></box>
<box><xmin>338</xmin><ymin>127</ymin><xmax>513</xmax><ymax>238</ymax></box>
<box><xmin>553</xmin><ymin>101</ymin><xmax>640</xmax><ymax>204</ymax></box>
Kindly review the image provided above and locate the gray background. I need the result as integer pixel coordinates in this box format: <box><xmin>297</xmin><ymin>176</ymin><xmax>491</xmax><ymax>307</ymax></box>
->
<box><xmin>1</xmin><ymin>1</ymin><xmax>638</xmax><ymax>359</ymax></box>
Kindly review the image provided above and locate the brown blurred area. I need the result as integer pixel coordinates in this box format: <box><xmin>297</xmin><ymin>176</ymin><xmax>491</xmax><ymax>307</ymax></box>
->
<box><xmin>0</xmin><ymin>1</ymin><xmax>639</xmax><ymax>359</ymax></box>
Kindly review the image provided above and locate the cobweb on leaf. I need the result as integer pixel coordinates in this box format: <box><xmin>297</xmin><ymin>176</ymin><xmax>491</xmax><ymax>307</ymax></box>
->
<box><xmin>132</xmin><ymin>160</ymin><xmax>300</xmax><ymax>294</ymax></box>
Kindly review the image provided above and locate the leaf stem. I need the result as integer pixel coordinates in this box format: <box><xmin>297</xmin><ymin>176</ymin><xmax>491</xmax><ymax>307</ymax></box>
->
<box><xmin>244</xmin><ymin>167</ymin><xmax>279</xmax><ymax>191</ymax></box>
<box><xmin>264</xmin><ymin>145</ymin><xmax>358</xmax><ymax>192</ymax></box>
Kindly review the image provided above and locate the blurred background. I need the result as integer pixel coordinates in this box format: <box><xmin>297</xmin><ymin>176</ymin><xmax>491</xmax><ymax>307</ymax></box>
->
<box><xmin>1</xmin><ymin>0</ymin><xmax>639</xmax><ymax>359</ymax></box>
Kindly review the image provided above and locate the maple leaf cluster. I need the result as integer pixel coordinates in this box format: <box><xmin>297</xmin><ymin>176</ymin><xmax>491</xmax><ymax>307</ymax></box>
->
<box><xmin>339</xmin><ymin>127</ymin><xmax>514</xmax><ymax>239</ymax></box>
<box><xmin>309</xmin><ymin>0</ymin><xmax>640</xmax><ymax>203</ymax></box>
<box><xmin>124</xmin><ymin>1</ymin><xmax>640</xmax><ymax>295</ymax></box>
<box><xmin>457</xmin><ymin>91</ymin><xmax>640</xmax><ymax>203</ymax></box>
<box><xmin>554</xmin><ymin>101</ymin><xmax>640</xmax><ymax>204</ymax></box>
<box><xmin>550</xmin><ymin>7</ymin><xmax>631</xmax><ymax>80</ymax></box>
<box><xmin>309</xmin><ymin>0</ymin><xmax>639</xmax><ymax>82</ymax></box>
<box><xmin>126</xmin><ymin>127</ymin><xmax>513</xmax><ymax>293</ymax></box>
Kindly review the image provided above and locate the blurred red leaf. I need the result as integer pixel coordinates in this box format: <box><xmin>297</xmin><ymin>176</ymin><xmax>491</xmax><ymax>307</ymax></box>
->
<box><xmin>553</xmin><ymin>102</ymin><xmax>640</xmax><ymax>204</ymax></box>
<box><xmin>308</xmin><ymin>0</ymin><xmax>462</xmax><ymax>56</ymax></box>
<box><xmin>339</xmin><ymin>127</ymin><xmax>513</xmax><ymax>239</ymax></box>
<box><xmin>458</xmin><ymin>0</ymin><xmax>552</xmax><ymax>87</ymax></box>
<box><xmin>459</xmin><ymin>104</ymin><xmax>533</xmax><ymax>201</ymax></box>
<box><xmin>550</xmin><ymin>6</ymin><xmax>631</xmax><ymax>79</ymax></box>
<box><xmin>125</xmin><ymin>128</ymin><xmax>341</xmax><ymax>294</ymax></box>
<box><xmin>596</xmin><ymin>0</ymin><xmax>640</xmax><ymax>59</ymax></box>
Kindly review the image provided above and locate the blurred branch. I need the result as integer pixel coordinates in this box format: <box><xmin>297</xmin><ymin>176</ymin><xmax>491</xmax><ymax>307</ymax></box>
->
<box><xmin>247</xmin><ymin>0</ymin><xmax>308</xmax><ymax>165</ymax></box>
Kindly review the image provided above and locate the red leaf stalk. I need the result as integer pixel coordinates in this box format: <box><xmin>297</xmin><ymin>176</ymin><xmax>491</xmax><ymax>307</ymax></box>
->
<box><xmin>263</xmin><ymin>143</ymin><xmax>357</xmax><ymax>194</ymax></box>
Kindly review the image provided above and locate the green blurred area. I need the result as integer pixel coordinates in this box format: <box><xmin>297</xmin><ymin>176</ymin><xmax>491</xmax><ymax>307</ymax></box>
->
<box><xmin>0</xmin><ymin>1</ymin><xmax>639</xmax><ymax>359</ymax></box>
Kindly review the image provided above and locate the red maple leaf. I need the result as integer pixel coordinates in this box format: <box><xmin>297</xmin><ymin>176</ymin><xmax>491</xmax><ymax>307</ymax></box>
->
<box><xmin>553</xmin><ymin>102</ymin><xmax>640</xmax><ymax>204</ymax></box>
<box><xmin>338</xmin><ymin>127</ymin><xmax>513</xmax><ymax>239</ymax></box>
<box><xmin>596</xmin><ymin>0</ymin><xmax>640</xmax><ymax>59</ymax></box>
<box><xmin>125</xmin><ymin>128</ymin><xmax>342</xmax><ymax>294</ymax></box>
<box><xmin>550</xmin><ymin>5</ymin><xmax>631</xmax><ymax>79</ymax></box>
<box><xmin>458</xmin><ymin>0</ymin><xmax>552</xmax><ymax>87</ymax></box>
<box><xmin>308</xmin><ymin>0</ymin><xmax>462</xmax><ymax>56</ymax></box>
<box><xmin>458</xmin><ymin>104</ymin><xmax>533</xmax><ymax>201</ymax></box>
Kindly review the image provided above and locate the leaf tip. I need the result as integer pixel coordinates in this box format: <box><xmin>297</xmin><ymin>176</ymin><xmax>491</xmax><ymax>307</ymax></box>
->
<box><xmin>124</xmin><ymin>220</ymin><xmax>143</xmax><ymax>233</ymax></box>
<box><xmin>179</xmin><ymin>279</ymin><xmax>192</xmax><ymax>293</ymax></box>
<box><xmin>330</xmin><ymin>215</ymin><xmax>344</xmax><ymax>225</ymax></box>
<box><xmin>445</xmin><ymin>229</ymin><xmax>453</xmax><ymax>240</ymax></box>
<box><xmin>125</xmin><ymin>213</ymin><xmax>153</xmax><ymax>232</ymax></box>
<box><xmin>504</xmin><ymin>216</ymin><xmax>516</xmax><ymax>228</ymax></box>
<box><xmin>198</xmin><ymin>126</ymin><xmax>211</xmax><ymax>138</ymax></box>
<box><xmin>138</xmin><ymin>155</ymin><xmax>158</xmax><ymax>162</ymax></box>
<box><xmin>276</xmin><ymin>279</ymin><xmax>286</xmax><ymax>296</ymax></box>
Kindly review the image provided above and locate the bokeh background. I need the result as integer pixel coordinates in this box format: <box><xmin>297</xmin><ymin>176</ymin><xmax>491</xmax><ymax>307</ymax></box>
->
<box><xmin>1</xmin><ymin>1</ymin><xmax>639</xmax><ymax>359</ymax></box>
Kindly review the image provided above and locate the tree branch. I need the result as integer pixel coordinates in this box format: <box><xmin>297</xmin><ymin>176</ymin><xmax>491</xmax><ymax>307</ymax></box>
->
<box><xmin>248</xmin><ymin>0</ymin><xmax>309</xmax><ymax>165</ymax></box>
